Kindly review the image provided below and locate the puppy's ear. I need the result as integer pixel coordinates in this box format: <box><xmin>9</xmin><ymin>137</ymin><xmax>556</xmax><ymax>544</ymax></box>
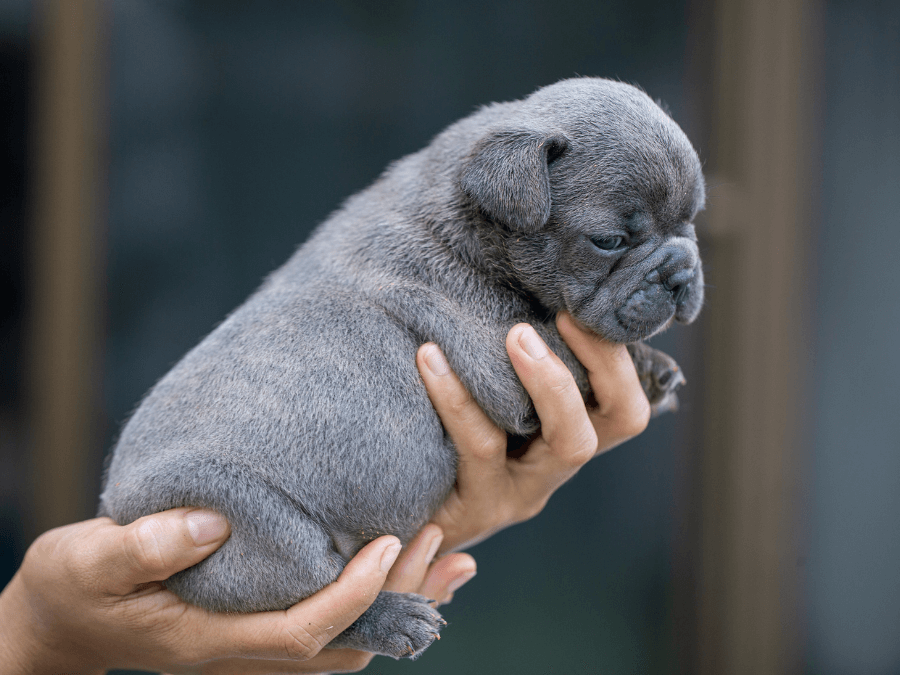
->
<box><xmin>460</xmin><ymin>130</ymin><xmax>569</xmax><ymax>233</ymax></box>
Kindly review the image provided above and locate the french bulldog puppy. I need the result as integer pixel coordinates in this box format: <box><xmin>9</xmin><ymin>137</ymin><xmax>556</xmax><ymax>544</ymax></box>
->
<box><xmin>99</xmin><ymin>77</ymin><xmax>705</xmax><ymax>659</ymax></box>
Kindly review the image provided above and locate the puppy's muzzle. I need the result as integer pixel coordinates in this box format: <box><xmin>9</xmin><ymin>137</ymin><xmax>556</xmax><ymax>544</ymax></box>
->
<box><xmin>616</xmin><ymin>241</ymin><xmax>704</xmax><ymax>339</ymax></box>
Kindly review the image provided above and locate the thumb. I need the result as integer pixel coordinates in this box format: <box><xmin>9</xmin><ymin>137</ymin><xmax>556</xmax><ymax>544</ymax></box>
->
<box><xmin>99</xmin><ymin>508</ymin><xmax>231</xmax><ymax>594</ymax></box>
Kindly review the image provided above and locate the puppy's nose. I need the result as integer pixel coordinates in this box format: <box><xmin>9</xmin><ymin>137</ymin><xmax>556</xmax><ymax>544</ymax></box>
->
<box><xmin>666</xmin><ymin>280</ymin><xmax>688</xmax><ymax>305</ymax></box>
<box><xmin>662</xmin><ymin>268</ymin><xmax>694</xmax><ymax>305</ymax></box>
<box><xmin>646</xmin><ymin>266</ymin><xmax>694</xmax><ymax>305</ymax></box>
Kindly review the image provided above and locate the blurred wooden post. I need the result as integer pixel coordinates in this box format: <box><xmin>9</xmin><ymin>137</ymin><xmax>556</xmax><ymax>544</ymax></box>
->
<box><xmin>695</xmin><ymin>0</ymin><xmax>821</xmax><ymax>672</ymax></box>
<box><xmin>27</xmin><ymin>0</ymin><xmax>106</xmax><ymax>537</ymax></box>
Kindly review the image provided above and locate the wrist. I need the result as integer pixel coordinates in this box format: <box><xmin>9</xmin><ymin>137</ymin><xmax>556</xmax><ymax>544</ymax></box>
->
<box><xmin>0</xmin><ymin>574</ymin><xmax>103</xmax><ymax>675</ymax></box>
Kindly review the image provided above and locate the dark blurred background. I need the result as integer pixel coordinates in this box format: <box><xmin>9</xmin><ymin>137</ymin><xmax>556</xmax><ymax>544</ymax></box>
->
<box><xmin>1</xmin><ymin>1</ymin><xmax>898</xmax><ymax>674</ymax></box>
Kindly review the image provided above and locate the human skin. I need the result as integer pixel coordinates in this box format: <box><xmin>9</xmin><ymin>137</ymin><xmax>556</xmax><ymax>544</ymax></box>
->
<box><xmin>0</xmin><ymin>314</ymin><xmax>649</xmax><ymax>674</ymax></box>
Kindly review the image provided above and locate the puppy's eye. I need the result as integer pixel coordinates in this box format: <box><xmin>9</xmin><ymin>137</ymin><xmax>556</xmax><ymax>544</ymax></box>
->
<box><xmin>590</xmin><ymin>235</ymin><xmax>626</xmax><ymax>251</ymax></box>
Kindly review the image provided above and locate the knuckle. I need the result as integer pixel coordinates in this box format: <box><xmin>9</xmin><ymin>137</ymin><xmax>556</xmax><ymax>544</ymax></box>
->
<box><xmin>446</xmin><ymin>390</ymin><xmax>476</xmax><ymax>418</ymax></box>
<box><xmin>506</xmin><ymin>494</ymin><xmax>549</xmax><ymax>526</ymax></box>
<box><xmin>54</xmin><ymin>531</ymin><xmax>100</xmax><ymax>586</ymax></box>
<box><xmin>28</xmin><ymin>529</ymin><xmax>55</xmax><ymax>555</ymax></box>
<box><xmin>575</xmin><ymin>436</ymin><xmax>600</xmax><ymax>466</ymax></box>
<box><xmin>503</xmin><ymin>499</ymin><xmax>526</xmax><ymax>525</ymax></box>
<box><xmin>24</xmin><ymin>530</ymin><xmax>56</xmax><ymax>568</ymax></box>
<box><xmin>564</xmin><ymin>430</ymin><xmax>598</xmax><ymax>466</ymax></box>
<box><xmin>63</xmin><ymin>546</ymin><xmax>94</xmax><ymax>583</ymax></box>
<box><xmin>283</xmin><ymin>623</ymin><xmax>327</xmax><ymax>661</ymax></box>
<box><xmin>517</xmin><ymin>497</ymin><xmax>549</xmax><ymax>523</ymax></box>
<box><xmin>111</xmin><ymin>598</ymin><xmax>195</xmax><ymax>661</ymax></box>
<box><xmin>125</xmin><ymin>520</ymin><xmax>171</xmax><ymax>579</ymax></box>
<box><xmin>544</xmin><ymin>423</ymin><xmax>598</xmax><ymax>468</ymax></box>
<box><xmin>546</xmin><ymin>371</ymin><xmax>578</xmax><ymax>399</ymax></box>
<box><xmin>598</xmin><ymin>388</ymin><xmax>651</xmax><ymax>440</ymax></box>
<box><xmin>467</xmin><ymin>428</ymin><xmax>508</xmax><ymax>461</ymax></box>
<box><xmin>21</xmin><ymin>530</ymin><xmax>66</xmax><ymax>585</ymax></box>
<box><xmin>506</xmin><ymin>491</ymin><xmax>550</xmax><ymax>525</ymax></box>
<box><xmin>489</xmin><ymin>501</ymin><xmax>519</xmax><ymax>530</ymax></box>
<box><xmin>619</xmin><ymin>395</ymin><xmax>651</xmax><ymax>437</ymax></box>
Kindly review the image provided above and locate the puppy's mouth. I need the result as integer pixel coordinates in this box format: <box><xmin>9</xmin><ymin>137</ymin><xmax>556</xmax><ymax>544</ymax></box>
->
<box><xmin>612</xmin><ymin>272</ymin><xmax>702</xmax><ymax>341</ymax></box>
<box><xmin>570</xmin><ymin>270</ymin><xmax>702</xmax><ymax>343</ymax></box>
<box><xmin>610</xmin><ymin>284</ymin><xmax>676</xmax><ymax>340</ymax></box>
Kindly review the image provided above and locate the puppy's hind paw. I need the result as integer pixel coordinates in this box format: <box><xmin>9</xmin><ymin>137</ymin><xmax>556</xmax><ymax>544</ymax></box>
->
<box><xmin>328</xmin><ymin>591</ymin><xmax>445</xmax><ymax>659</ymax></box>
<box><xmin>627</xmin><ymin>342</ymin><xmax>687</xmax><ymax>417</ymax></box>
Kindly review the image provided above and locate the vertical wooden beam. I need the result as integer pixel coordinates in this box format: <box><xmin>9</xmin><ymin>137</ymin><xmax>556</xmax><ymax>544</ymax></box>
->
<box><xmin>27</xmin><ymin>0</ymin><xmax>106</xmax><ymax>537</ymax></box>
<box><xmin>696</xmin><ymin>0</ymin><xmax>821</xmax><ymax>673</ymax></box>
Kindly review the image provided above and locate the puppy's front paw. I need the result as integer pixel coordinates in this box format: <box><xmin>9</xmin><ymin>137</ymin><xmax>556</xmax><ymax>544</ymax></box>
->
<box><xmin>329</xmin><ymin>591</ymin><xmax>445</xmax><ymax>659</ymax></box>
<box><xmin>627</xmin><ymin>342</ymin><xmax>687</xmax><ymax>416</ymax></box>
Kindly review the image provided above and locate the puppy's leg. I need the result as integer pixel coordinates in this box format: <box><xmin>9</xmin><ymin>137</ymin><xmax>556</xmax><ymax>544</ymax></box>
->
<box><xmin>378</xmin><ymin>287</ymin><xmax>538</xmax><ymax>434</ymax></box>
<box><xmin>327</xmin><ymin>591</ymin><xmax>445</xmax><ymax>658</ymax></box>
<box><xmin>100</xmin><ymin>452</ymin><xmax>444</xmax><ymax>657</ymax></box>
<box><xmin>102</xmin><ymin>452</ymin><xmax>342</xmax><ymax>611</ymax></box>
<box><xmin>380</xmin><ymin>288</ymin><xmax>600</xmax><ymax>435</ymax></box>
<box><xmin>627</xmin><ymin>342</ymin><xmax>686</xmax><ymax>416</ymax></box>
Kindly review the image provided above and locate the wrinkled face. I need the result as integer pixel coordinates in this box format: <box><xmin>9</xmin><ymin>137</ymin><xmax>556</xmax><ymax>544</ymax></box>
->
<box><xmin>507</xmin><ymin>127</ymin><xmax>705</xmax><ymax>343</ymax></box>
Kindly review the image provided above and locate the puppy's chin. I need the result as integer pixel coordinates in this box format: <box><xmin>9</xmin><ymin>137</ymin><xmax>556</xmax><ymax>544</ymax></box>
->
<box><xmin>565</xmin><ymin>263</ymin><xmax>705</xmax><ymax>343</ymax></box>
<box><xmin>582</xmin><ymin>314</ymin><xmax>673</xmax><ymax>344</ymax></box>
<box><xmin>613</xmin><ymin>284</ymin><xmax>679</xmax><ymax>341</ymax></box>
<box><xmin>572</xmin><ymin>285</ymin><xmax>678</xmax><ymax>343</ymax></box>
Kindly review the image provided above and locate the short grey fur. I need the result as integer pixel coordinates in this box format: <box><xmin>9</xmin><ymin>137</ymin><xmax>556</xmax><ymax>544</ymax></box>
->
<box><xmin>99</xmin><ymin>78</ymin><xmax>705</xmax><ymax>659</ymax></box>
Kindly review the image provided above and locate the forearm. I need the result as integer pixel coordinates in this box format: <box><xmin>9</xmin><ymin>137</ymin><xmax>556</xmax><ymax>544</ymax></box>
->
<box><xmin>0</xmin><ymin>574</ymin><xmax>103</xmax><ymax>675</ymax></box>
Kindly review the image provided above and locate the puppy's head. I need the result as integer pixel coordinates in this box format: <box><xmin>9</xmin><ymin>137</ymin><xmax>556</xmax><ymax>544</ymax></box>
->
<box><xmin>460</xmin><ymin>78</ymin><xmax>705</xmax><ymax>342</ymax></box>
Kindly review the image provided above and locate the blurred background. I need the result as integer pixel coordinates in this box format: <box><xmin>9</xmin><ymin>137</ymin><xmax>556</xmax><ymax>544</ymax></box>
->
<box><xmin>1</xmin><ymin>0</ymin><xmax>898</xmax><ymax>673</ymax></box>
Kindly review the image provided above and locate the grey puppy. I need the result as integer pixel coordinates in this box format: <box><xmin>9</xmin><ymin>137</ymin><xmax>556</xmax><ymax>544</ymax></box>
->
<box><xmin>99</xmin><ymin>77</ymin><xmax>705</xmax><ymax>659</ymax></box>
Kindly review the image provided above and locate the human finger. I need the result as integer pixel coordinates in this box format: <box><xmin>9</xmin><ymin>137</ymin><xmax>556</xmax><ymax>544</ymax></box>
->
<box><xmin>417</xmin><ymin>553</ymin><xmax>477</xmax><ymax>607</ymax></box>
<box><xmin>556</xmin><ymin>312</ymin><xmax>650</xmax><ymax>450</ymax></box>
<box><xmin>202</xmin><ymin>535</ymin><xmax>402</xmax><ymax>662</ymax></box>
<box><xmin>504</xmin><ymin>324</ymin><xmax>598</xmax><ymax>500</ymax></box>
<box><xmin>384</xmin><ymin>524</ymin><xmax>444</xmax><ymax>593</ymax></box>
<box><xmin>86</xmin><ymin>508</ymin><xmax>231</xmax><ymax>595</ymax></box>
<box><xmin>180</xmin><ymin>649</ymin><xmax>375</xmax><ymax>675</ymax></box>
<box><xmin>416</xmin><ymin>343</ymin><xmax>507</xmax><ymax>495</ymax></box>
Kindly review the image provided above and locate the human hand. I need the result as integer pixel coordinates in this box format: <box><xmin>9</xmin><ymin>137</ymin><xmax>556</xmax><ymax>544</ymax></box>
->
<box><xmin>0</xmin><ymin>509</ymin><xmax>474</xmax><ymax>675</ymax></box>
<box><xmin>417</xmin><ymin>311</ymin><xmax>650</xmax><ymax>553</ymax></box>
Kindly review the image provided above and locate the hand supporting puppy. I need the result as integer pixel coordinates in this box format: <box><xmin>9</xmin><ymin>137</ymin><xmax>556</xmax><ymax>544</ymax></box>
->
<box><xmin>420</xmin><ymin>312</ymin><xmax>650</xmax><ymax>553</ymax></box>
<box><xmin>0</xmin><ymin>510</ymin><xmax>470</xmax><ymax>675</ymax></box>
<box><xmin>0</xmin><ymin>313</ymin><xmax>649</xmax><ymax>674</ymax></box>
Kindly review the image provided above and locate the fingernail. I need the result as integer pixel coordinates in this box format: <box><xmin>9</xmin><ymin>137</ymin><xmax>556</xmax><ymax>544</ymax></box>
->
<box><xmin>518</xmin><ymin>325</ymin><xmax>549</xmax><ymax>360</ymax></box>
<box><xmin>446</xmin><ymin>570</ymin><xmax>476</xmax><ymax>594</ymax></box>
<box><xmin>381</xmin><ymin>540</ymin><xmax>403</xmax><ymax>572</ymax></box>
<box><xmin>424</xmin><ymin>532</ymin><xmax>444</xmax><ymax>565</ymax></box>
<box><xmin>423</xmin><ymin>344</ymin><xmax>450</xmax><ymax>376</ymax></box>
<box><xmin>185</xmin><ymin>509</ymin><xmax>229</xmax><ymax>546</ymax></box>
